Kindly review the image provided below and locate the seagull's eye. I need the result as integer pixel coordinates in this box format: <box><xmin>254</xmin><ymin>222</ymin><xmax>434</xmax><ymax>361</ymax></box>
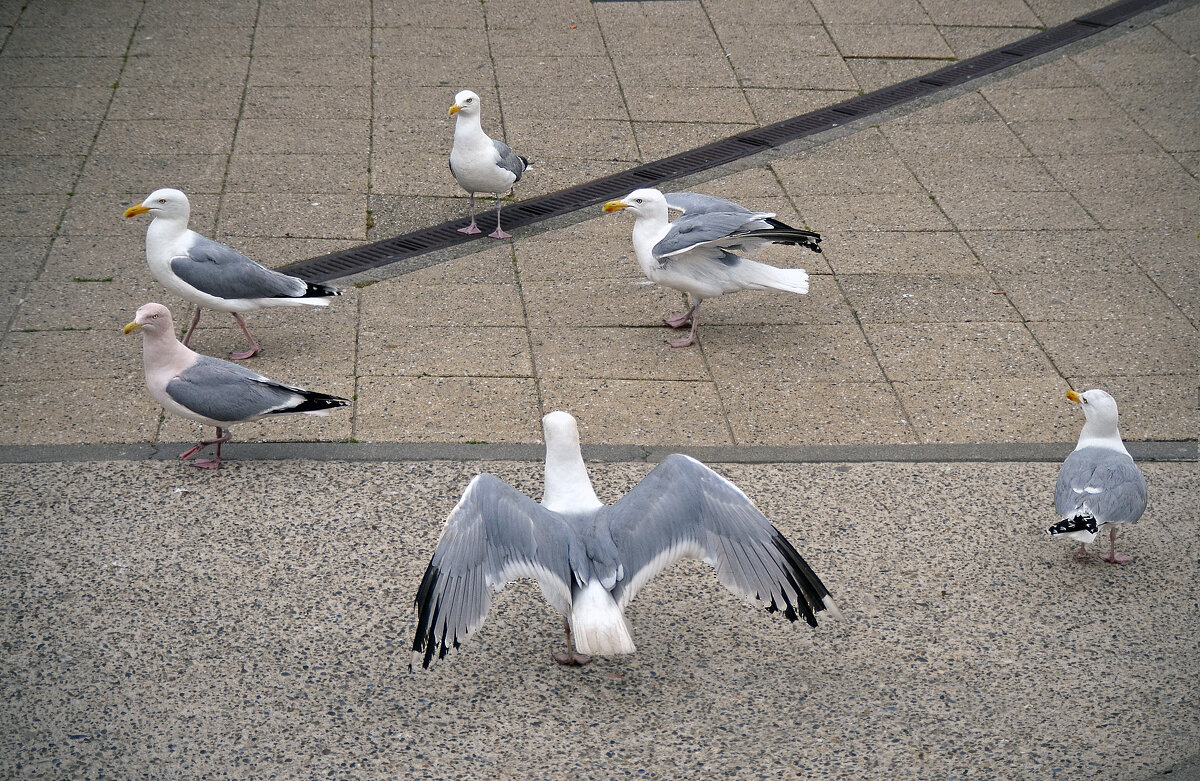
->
<box><xmin>157</xmin><ymin>199</ymin><xmax>166</xmax><ymax>204</ymax></box>
<box><xmin>151</xmin><ymin>313</ymin><xmax>158</xmax><ymax>319</ymax></box>
<box><xmin>634</xmin><ymin>198</ymin><xmax>642</xmax><ymax>204</ymax></box>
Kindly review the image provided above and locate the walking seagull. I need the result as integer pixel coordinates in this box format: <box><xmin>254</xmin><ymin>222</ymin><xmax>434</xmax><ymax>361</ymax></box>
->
<box><xmin>1048</xmin><ymin>389</ymin><xmax>1148</xmax><ymax>564</ymax></box>
<box><xmin>124</xmin><ymin>188</ymin><xmax>342</xmax><ymax>360</ymax></box>
<box><xmin>411</xmin><ymin>411</ymin><xmax>839</xmax><ymax>669</ymax></box>
<box><xmin>604</xmin><ymin>188</ymin><xmax>821</xmax><ymax>347</ymax></box>
<box><xmin>448</xmin><ymin>89</ymin><xmax>529</xmax><ymax>239</ymax></box>
<box><xmin>124</xmin><ymin>303</ymin><xmax>349</xmax><ymax>469</ymax></box>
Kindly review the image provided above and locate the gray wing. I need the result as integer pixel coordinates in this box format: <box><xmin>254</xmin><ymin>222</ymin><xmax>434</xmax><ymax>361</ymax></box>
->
<box><xmin>664</xmin><ymin>192</ymin><xmax>757</xmax><ymax>217</ymax></box>
<box><xmin>171</xmin><ymin>235</ymin><xmax>307</xmax><ymax>301</ymax></box>
<box><xmin>602</xmin><ymin>454</ymin><xmax>837</xmax><ymax>627</ymax></box>
<box><xmin>492</xmin><ymin>139</ymin><xmax>528</xmax><ymax>182</ymax></box>
<box><xmin>1054</xmin><ymin>446</ymin><xmax>1148</xmax><ymax>525</ymax></box>
<box><xmin>652</xmin><ymin>211</ymin><xmax>759</xmax><ymax>265</ymax></box>
<box><xmin>165</xmin><ymin>355</ymin><xmax>316</xmax><ymax>423</ymax></box>
<box><xmin>411</xmin><ymin>474</ymin><xmax>583</xmax><ymax>668</ymax></box>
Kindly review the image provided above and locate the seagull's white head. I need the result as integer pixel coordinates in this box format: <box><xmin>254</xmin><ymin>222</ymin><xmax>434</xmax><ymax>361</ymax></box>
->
<box><xmin>1067</xmin><ymin>388</ymin><xmax>1120</xmax><ymax>426</ymax></box>
<box><xmin>603</xmin><ymin>188</ymin><xmax>668</xmax><ymax>220</ymax></box>
<box><xmin>123</xmin><ymin>302</ymin><xmax>175</xmax><ymax>336</ymax></box>
<box><xmin>542</xmin><ymin>410</ymin><xmax>582</xmax><ymax>449</ymax></box>
<box><xmin>124</xmin><ymin>187</ymin><xmax>190</xmax><ymax>221</ymax></box>
<box><xmin>449</xmin><ymin>90</ymin><xmax>481</xmax><ymax>117</ymax></box>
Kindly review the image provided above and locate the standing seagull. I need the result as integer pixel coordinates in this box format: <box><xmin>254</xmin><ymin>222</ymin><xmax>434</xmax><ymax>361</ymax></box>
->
<box><xmin>1047</xmin><ymin>389</ymin><xmax>1148</xmax><ymax>564</ymax></box>
<box><xmin>604</xmin><ymin>188</ymin><xmax>821</xmax><ymax>348</ymax></box>
<box><xmin>124</xmin><ymin>302</ymin><xmax>349</xmax><ymax>469</ymax></box>
<box><xmin>411</xmin><ymin>411</ymin><xmax>839</xmax><ymax>669</ymax></box>
<box><xmin>124</xmin><ymin>188</ymin><xmax>342</xmax><ymax>360</ymax></box>
<box><xmin>448</xmin><ymin>89</ymin><xmax>529</xmax><ymax>239</ymax></box>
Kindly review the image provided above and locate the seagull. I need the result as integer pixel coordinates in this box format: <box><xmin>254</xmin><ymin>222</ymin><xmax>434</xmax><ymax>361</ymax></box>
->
<box><xmin>448</xmin><ymin>89</ymin><xmax>529</xmax><ymax>239</ymax></box>
<box><xmin>603</xmin><ymin>188</ymin><xmax>821</xmax><ymax>348</ymax></box>
<box><xmin>124</xmin><ymin>188</ymin><xmax>342</xmax><ymax>360</ymax></box>
<box><xmin>411</xmin><ymin>410</ymin><xmax>839</xmax><ymax>669</ymax></box>
<box><xmin>1047</xmin><ymin>389</ymin><xmax>1148</xmax><ymax>564</ymax></box>
<box><xmin>123</xmin><ymin>302</ymin><xmax>349</xmax><ymax>469</ymax></box>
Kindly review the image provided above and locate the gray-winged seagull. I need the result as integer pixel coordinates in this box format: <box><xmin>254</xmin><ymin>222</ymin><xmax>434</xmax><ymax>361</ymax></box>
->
<box><xmin>1047</xmin><ymin>389</ymin><xmax>1148</xmax><ymax>564</ymax></box>
<box><xmin>411</xmin><ymin>410</ymin><xmax>839</xmax><ymax>669</ymax></box>
<box><xmin>448</xmin><ymin>89</ymin><xmax>529</xmax><ymax>239</ymax></box>
<box><xmin>604</xmin><ymin>188</ymin><xmax>821</xmax><ymax>347</ymax></box>
<box><xmin>124</xmin><ymin>302</ymin><xmax>349</xmax><ymax>469</ymax></box>
<box><xmin>124</xmin><ymin>188</ymin><xmax>342</xmax><ymax>359</ymax></box>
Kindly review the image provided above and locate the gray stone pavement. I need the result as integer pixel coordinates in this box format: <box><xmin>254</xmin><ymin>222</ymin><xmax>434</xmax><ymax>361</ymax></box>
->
<box><xmin>1</xmin><ymin>0</ymin><xmax>1198</xmax><ymax>778</ymax></box>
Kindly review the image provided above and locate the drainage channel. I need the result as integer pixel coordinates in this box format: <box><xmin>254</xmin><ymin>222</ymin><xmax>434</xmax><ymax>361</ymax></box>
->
<box><xmin>278</xmin><ymin>0</ymin><xmax>1173</xmax><ymax>284</ymax></box>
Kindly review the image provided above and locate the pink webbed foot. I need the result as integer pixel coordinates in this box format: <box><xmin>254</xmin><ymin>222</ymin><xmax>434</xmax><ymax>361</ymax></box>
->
<box><xmin>230</xmin><ymin>345</ymin><xmax>260</xmax><ymax>360</ymax></box>
<box><xmin>663</xmin><ymin>312</ymin><xmax>693</xmax><ymax>329</ymax></box>
<box><xmin>553</xmin><ymin>651</ymin><xmax>592</xmax><ymax>666</ymax></box>
<box><xmin>667</xmin><ymin>334</ymin><xmax>698</xmax><ymax>348</ymax></box>
<box><xmin>190</xmin><ymin>457</ymin><xmax>223</xmax><ymax>470</ymax></box>
<box><xmin>1072</xmin><ymin>545</ymin><xmax>1092</xmax><ymax>560</ymax></box>
<box><xmin>230</xmin><ymin>314</ymin><xmax>261</xmax><ymax>360</ymax></box>
<box><xmin>1100</xmin><ymin>552</ymin><xmax>1133</xmax><ymax>565</ymax></box>
<box><xmin>458</xmin><ymin>223</ymin><xmax>482</xmax><ymax>235</ymax></box>
<box><xmin>178</xmin><ymin>444</ymin><xmax>205</xmax><ymax>460</ymax></box>
<box><xmin>488</xmin><ymin>228</ymin><xmax>512</xmax><ymax>239</ymax></box>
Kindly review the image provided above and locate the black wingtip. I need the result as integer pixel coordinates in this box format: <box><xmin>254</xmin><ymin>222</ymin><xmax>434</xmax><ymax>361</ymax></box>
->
<box><xmin>770</xmin><ymin>530</ymin><xmax>833</xmax><ymax>628</ymax></box>
<box><xmin>285</xmin><ymin>393</ymin><xmax>350</xmax><ymax>415</ymax></box>
<box><xmin>1047</xmin><ymin>514</ymin><xmax>1098</xmax><ymax>536</ymax></box>
<box><xmin>303</xmin><ymin>280</ymin><xmax>343</xmax><ymax>298</ymax></box>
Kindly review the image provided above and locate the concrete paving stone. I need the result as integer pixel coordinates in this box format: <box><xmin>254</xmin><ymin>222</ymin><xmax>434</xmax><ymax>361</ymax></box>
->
<box><xmin>696</xmin><ymin>164</ymin><xmax>796</xmax><ymax>199</ymax></box>
<box><xmin>1028</xmin><ymin>319</ymin><xmax>1200</xmax><ymax>377</ymax></box>
<box><xmin>865</xmin><ymin>322</ymin><xmax>1057</xmax><ymax>382</ymax></box>
<box><xmin>12</xmin><ymin>275</ymin><xmax>159</xmax><ymax>332</ymax></box>
<box><xmin>1065</xmin><ymin>375</ymin><xmax>1200</xmax><ymax>442</ymax></box>
<box><xmin>722</xmin><ymin>379</ymin><xmax>917</xmax><ymax>445</ymax></box>
<box><xmin>399</xmin><ymin>246</ymin><xmax>517</xmax><ymax>286</ymax></box>
<box><xmin>1110</xmin><ymin>81</ymin><xmax>1200</xmax><ymax>154</ymax></box>
<box><xmin>355</xmin><ymin>375</ymin><xmax>540</xmax><ymax>443</ymax></box>
<box><xmin>372</xmin><ymin>117</ymin><xmax>458</xmax><ymax>156</ymax></box>
<box><xmin>248</xmin><ymin>55</ymin><xmax>371</xmax><ymax>88</ymax></box>
<box><xmin>1</xmin><ymin>25</ymin><xmax>133</xmax><ymax>57</ymax></box>
<box><xmin>912</xmin><ymin>156</ymin><xmax>1060</xmax><ymax>195</ymax></box>
<box><xmin>1023</xmin><ymin>0</ymin><xmax>1102</xmax><ymax>26</ymax></box>
<box><xmin>17</xmin><ymin>0</ymin><xmax>141</xmax><ymax>26</ymax></box>
<box><xmin>0</xmin><ymin>119</ymin><xmax>101</xmax><ymax>156</ymax></box>
<box><xmin>242</xmin><ymin>86</ymin><xmax>371</xmax><ymax>120</ymax></box>
<box><xmin>634</xmin><ymin>121</ymin><xmax>758</xmax><ymax>161</ymax></box>
<box><xmin>703</xmin><ymin>324</ymin><xmax>885</xmax><ymax>384</ymax></box>
<box><xmin>92</xmin><ymin>119</ymin><xmax>237</xmax><ymax>156</ymax></box>
<box><xmin>961</xmin><ymin>229</ymin><xmax>1138</xmax><ymax>275</ymax></box>
<box><xmin>128</xmin><ymin>26</ymin><xmax>254</xmax><ymax>58</ymax></box>
<box><xmin>620</xmin><ymin>87</ymin><xmax>755</xmax><ymax>124</ymax></box>
<box><xmin>980</xmin><ymin>85</ymin><xmax>1123</xmax><ymax>123</ymax></box>
<box><xmin>0</xmin><ymin>236</ymin><xmax>52</xmax><ymax>284</ymax></box>
<box><xmin>522</xmin><ymin>278</ymin><xmax>683</xmax><ymax>328</ymax></box>
<box><xmin>105</xmin><ymin>83</ymin><xmax>244</xmax><ymax>121</ymax></box>
<box><xmin>217</xmin><ymin>192</ymin><xmax>367</xmax><ymax>240</ymax></box>
<box><xmin>79</xmin><ymin>151</ymin><xmax>227</xmax><ymax>197</ymax></box>
<box><xmin>846</xmin><ymin>57</ymin><xmax>945</xmax><ymax>92</ymax></box>
<box><xmin>932</xmin><ymin>190</ymin><xmax>1098</xmax><ymax>232</ymax></box>
<box><xmin>359</xmin><ymin>325</ymin><xmax>532</xmax><ymax>378</ymax></box>
<box><xmin>778</xmin><ymin>155</ymin><xmax>925</xmax><ymax>195</ymax></box>
<box><xmin>1116</xmin><ymin>230</ymin><xmax>1200</xmax><ymax>325</ymax></box>
<box><xmin>919</xmin><ymin>0</ymin><xmax>1041</xmax><ymax>26</ymax></box>
<box><xmin>1070</xmin><ymin>187</ymin><xmax>1199</xmax><ymax>232</ymax></box>
<box><xmin>136</xmin><ymin>0</ymin><xmax>258</xmax><ymax>27</ymax></box>
<box><xmin>826</xmin><ymin>24</ymin><xmax>955</xmax><ymax>59</ymax></box>
<box><xmin>368</xmin><ymin>152</ymin><xmax>461</xmax><ymax>198</ymax></box>
<box><xmin>258</xmin><ymin>0</ymin><xmax>371</xmax><ymax>27</ymax></box>
<box><xmin>514</xmin><ymin>218</ymin><xmax>643</xmax><ymax>282</ymax></box>
<box><xmin>1004</xmin><ymin>256</ymin><xmax>1191</xmax><ymax>324</ymax></box>
<box><xmin>697</xmin><ymin>277</ymin><xmax>855</xmax><ymax>326</ymax></box>
<box><xmin>39</xmin><ymin>234</ymin><xmax>148</xmax><ymax>280</ymax></box>
<box><xmin>802</xmin><ymin>192</ymin><xmax>954</xmax><ymax>232</ymax></box>
<box><xmin>992</xmin><ymin>55</ymin><xmax>1098</xmax><ymax>90</ymax></box>
<box><xmin>0</xmin><ymin>86</ymin><xmax>113</xmax><ymax>121</ymax></box>
<box><xmin>513</xmin><ymin>157</ymin><xmax>633</xmax><ymax>200</ymax></box>
<box><xmin>1155</xmin><ymin>0</ymin><xmax>1200</xmax><ymax>53</ymax></box>
<box><xmin>935</xmin><ymin>25</ymin><xmax>1033</xmax><ymax>59</ymax></box>
<box><xmin>366</xmin><ymin>194</ymin><xmax>462</xmax><ymax>238</ymax></box>
<box><xmin>797</xmin><ymin>126</ymin><xmax>899</xmax><ymax>158</ymax></box>
<box><xmin>121</xmin><ymin>56</ymin><xmax>250</xmax><ymax>88</ymax></box>
<box><xmin>371</xmin><ymin>26</ymin><xmax>489</xmax><ymax>59</ymax></box>
<box><xmin>0</xmin><ymin>155</ymin><xmax>84</xmax><ymax>195</ymax></box>
<box><xmin>737</xmin><ymin>53</ymin><xmax>860</xmax><ymax>91</ymax></box>
<box><xmin>1009</xmin><ymin>118</ymin><xmax>1163</xmax><ymax>157</ymax></box>
<box><xmin>705</xmin><ymin>0</ymin><xmax>822</xmax><ymax>27</ymax></box>
<box><xmin>530</xmin><ymin>326</ymin><xmax>710</xmax><ymax>381</ymax></box>
<box><xmin>489</xmin><ymin>23</ymin><xmax>607</xmax><ymax>58</ymax></box>
<box><xmin>0</xmin><ymin>55</ymin><xmax>123</xmax><ymax>88</ymax></box>
<box><xmin>1037</xmin><ymin>152</ymin><xmax>1198</xmax><ymax>194</ymax></box>
<box><xmin>882</xmin><ymin>121</ymin><xmax>1031</xmax><ymax>159</ymax></box>
<box><xmin>0</xmin><ymin>327</ymin><xmax>151</xmax><ymax>382</ymax></box>
<box><xmin>717</xmin><ymin>24</ymin><xmax>840</xmax><ymax>58</ymax></box>
<box><xmin>0</xmin><ymin>378</ymin><xmax>161</xmax><ymax>446</ymax></box>
<box><xmin>225</xmin><ymin>153</ymin><xmax>368</xmax><ymax>196</ymax></box>
<box><xmin>840</xmin><ymin>272</ymin><xmax>1021</xmax><ymax>323</ymax></box>
<box><xmin>360</xmin><ymin>281</ymin><xmax>524</xmax><ymax>328</ymax></box>
<box><xmin>604</xmin><ymin>28</ymin><xmax>726</xmax><ymax>59</ymax></box>
<box><xmin>0</xmin><ymin>192</ymin><xmax>68</xmax><ymax>237</ymax></box>
<box><xmin>818</xmin><ymin>230</ymin><xmax>981</xmax><ymax>275</ymax></box>
<box><xmin>374</xmin><ymin>85</ymin><xmax>483</xmax><ymax>124</ymax></box>
<box><xmin>1070</xmin><ymin>25</ymin><xmax>1199</xmax><ymax>86</ymax></box>
<box><xmin>373</xmin><ymin>0</ymin><xmax>487</xmax><ymax>28</ymax></box>
<box><xmin>252</xmin><ymin>26</ymin><xmax>371</xmax><ymax>59</ymax></box>
<box><xmin>741</xmin><ymin>88</ymin><xmax>858</xmax><ymax>124</ymax></box>
<box><xmin>496</xmin><ymin>85</ymin><xmax>629</xmax><ymax>122</ymax></box>
<box><xmin>170</xmin><ymin>291</ymin><xmax>359</xmax><ymax>335</ymax></box>
<box><xmin>491</xmin><ymin>56</ymin><xmax>616</xmax><ymax>88</ymax></box>
<box><xmin>506</xmin><ymin>117</ymin><xmax>639</xmax><ymax>162</ymax></box>
<box><xmin>613</xmin><ymin>54</ymin><xmax>740</xmax><ymax>89</ymax></box>
<box><xmin>894</xmin><ymin>375</ymin><xmax>1078</xmax><ymax>444</ymax></box>
<box><xmin>539</xmin><ymin>378</ymin><xmax>733</xmax><ymax>446</ymax></box>
<box><xmin>809</xmin><ymin>0</ymin><xmax>931</xmax><ymax>23</ymax></box>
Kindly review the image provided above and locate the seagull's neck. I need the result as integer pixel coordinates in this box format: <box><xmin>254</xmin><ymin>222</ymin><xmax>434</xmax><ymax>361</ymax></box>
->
<box><xmin>141</xmin><ymin>327</ymin><xmax>197</xmax><ymax>381</ymax></box>
<box><xmin>453</xmin><ymin>112</ymin><xmax>488</xmax><ymax>145</ymax></box>
<box><xmin>631</xmin><ymin>213</ymin><xmax>671</xmax><ymax>276</ymax></box>
<box><xmin>1075</xmin><ymin>418</ymin><xmax>1128</xmax><ymax>455</ymax></box>
<box><xmin>541</xmin><ymin>434</ymin><xmax>603</xmax><ymax>514</ymax></box>
<box><xmin>146</xmin><ymin>213</ymin><xmax>190</xmax><ymax>248</ymax></box>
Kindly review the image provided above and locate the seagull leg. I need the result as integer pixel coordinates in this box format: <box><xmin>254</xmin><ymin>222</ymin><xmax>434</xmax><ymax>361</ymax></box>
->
<box><xmin>552</xmin><ymin>619</ymin><xmax>591</xmax><ymax>666</ymax></box>
<box><xmin>229</xmin><ymin>313</ymin><xmax>260</xmax><ymax>360</ymax></box>
<box><xmin>458</xmin><ymin>193</ymin><xmax>482</xmax><ymax>235</ymax></box>
<box><xmin>179</xmin><ymin>427</ymin><xmax>232</xmax><ymax>469</ymax></box>
<box><xmin>1073</xmin><ymin>543</ymin><xmax>1091</xmax><ymax>560</ymax></box>
<box><xmin>666</xmin><ymin>303</ymin><xmax>701</xmax><ymax>348</ymax></box>
<box><xmin>1099</xmin><ymin>527</ymin><xmax>1133</xmax><ymax>564</ymax></box>
<box><xmin>663</xmin><ymin>302</ymin><xmax>697</xmax><ymax>329</ymax></box>
<box><xmin>181</xmin><ymin>307</ymin><xmax>203</xmax><ymax>347</ymax></box>
<box><xmin>488</xmin><ymin>195</ymin><xmax>512</xmax><ymax>239</ymax></box>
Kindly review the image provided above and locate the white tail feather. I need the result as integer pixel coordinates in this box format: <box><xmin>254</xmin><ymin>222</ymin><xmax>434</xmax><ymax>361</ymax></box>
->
<box><xmin>570</xmin><ymin>581</ymin><xmax>635</xmax><ymax>656</ymax></box>
<box><xmin>742</xmin><ymin>260</ymin><xmax>809</xmax><ymax>294</ymax></box>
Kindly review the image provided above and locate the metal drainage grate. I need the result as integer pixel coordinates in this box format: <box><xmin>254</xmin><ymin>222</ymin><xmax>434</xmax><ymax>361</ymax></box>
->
<box><xmin>280</xmin><ymin>0</ymin><xmax>1171</xmax><ymax>284</ymax></box>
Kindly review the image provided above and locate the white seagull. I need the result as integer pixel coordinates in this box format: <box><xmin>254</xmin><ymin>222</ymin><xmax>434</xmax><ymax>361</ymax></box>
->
<box><xmin>448</xmin><ymin>89</ymin><xmax>529</xmax><ymax>239</ymax></box>
<box><xmin>411</xmin><ymin>410</ymin><xmax>839</xmax><ymax>669</ymax></box>
<box><xmin>603</xmin><ymin>188</ymin><xmax>821</xmax><ymax>348</ymax></box>
<box><xmin>124</xmin><ymin>188</ymin><xmax>342</xmax><ymax>360</ymax></box>
<box><xmin>1047</xmin><ymin>389</ymin><xmax>1148</xmax><ymax>564</ymax></box>
<box><xmin>124</xmin><ymin>302</ymin><xmax>349</xmax><ymax>469</ymax></box>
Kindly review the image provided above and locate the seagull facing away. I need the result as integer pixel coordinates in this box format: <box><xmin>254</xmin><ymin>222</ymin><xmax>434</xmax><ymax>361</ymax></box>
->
<box><xmin>123</xmin><ymin>303</ymin><xmax>349</xmax><ymax>469</ymax></box>
<box><xmin>411</xmin><ymin>410</ymin><xmax>840</xmax><ymax>669</ymax></box>
<box><xmin>603</xmin><ymin>188</ymin><xmax>821</xmax><ymax>348</ymax></box>
<box><xmin>1047</xmin><ymin>389</ymin><xmax>1147</xmax><ymax>564</ymax></box>
<box><xmin>448</xmin><ymin>89</ymin><xmax>529</xmax><ymax>239</ymax></box>
<box><xmin>124</xmin><ymin>188</ymin><xmax>342</xmax><ymax>360</ymax></box>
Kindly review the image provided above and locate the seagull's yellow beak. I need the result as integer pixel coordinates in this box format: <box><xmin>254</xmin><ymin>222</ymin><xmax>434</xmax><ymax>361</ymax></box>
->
<box><xmin>123</xmin><ymin>320</ymin><xmax>141</xmax><ymax>335</ymax></box>
<box><xmin>602</xmin><ymin>200</ymin><xmax>628</xmax><ymax>213</ymax></box>
<box><xmin>1066</xmin><ymin>390</ymin><xmax>1081</xmax><ymax>403</ymax></box>
<box><xmin>449</xmin><ymin>103</ymin><xmax>462</xmax><ymax>116</ymax></box>
<box><xmin>124</xmin><ymin>204</ymin><xmax>150</xmax><ymax>218</ymax></box>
